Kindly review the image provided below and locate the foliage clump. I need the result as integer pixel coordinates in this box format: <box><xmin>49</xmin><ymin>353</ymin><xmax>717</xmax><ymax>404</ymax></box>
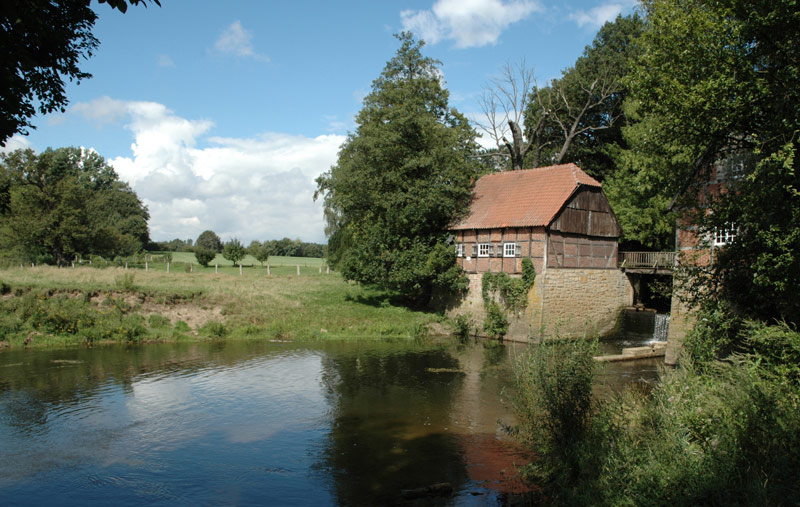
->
<box><xmin>480</xmin><ymin>258</ymin><xmax>535</xmax><ymax>339</ymax></box>
<box><xmin>0</xmin><ymin>147</ymin><xmax>150</xmax><ymax>265</ymax></box>
<box><xmin>315</xmin><ymin>32</ymin><xmax>481</xmax><ymax>304</ymax></box>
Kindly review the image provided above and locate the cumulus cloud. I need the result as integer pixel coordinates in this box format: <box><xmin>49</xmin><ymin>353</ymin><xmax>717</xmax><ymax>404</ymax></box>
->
<box><xmin>71</xmin><ymin>97</ymin><xmax>343</xmax><ymax>243</ymax></box>
<box><xmin>214</xmin><ymin>20</ymin><xmax>270</xmax><ymax>62</ymax></box>
<box><xmin>569</xmin><ymin>2</ymin><xmax>631</xmax><ymax>29</ymax></box>
<box><xmin>401</xmin><ymin>0</ymin><xmax>541</xmax><ymax>48</ymax></box>
<box><xmin>0</xmin><ymin>134</ymin><xmax>33</xmax><ymax>154</ymax></box>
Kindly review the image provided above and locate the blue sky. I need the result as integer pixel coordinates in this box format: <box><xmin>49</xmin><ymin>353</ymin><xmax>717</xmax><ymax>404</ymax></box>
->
<box><xmin>3</xmin><ymin>0</ymin><xmax>638</xmax><ymax>244</ymax></box>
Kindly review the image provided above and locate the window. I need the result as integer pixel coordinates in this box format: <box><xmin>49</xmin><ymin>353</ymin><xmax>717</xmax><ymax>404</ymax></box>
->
<box><xmin>478</xmin><ymin>243</ymin><xmax>492</xmax><ymax>257</ymax></box>
<box><xmin>714</xmin><ymin>224</ymin><xmax>737</xmax><ymax>246</ymax></box>
<box><xmin>503</xmin><ymin>243</ymin><xmax>516</xmax><ymax>258</ymax></box>
<box><xmin>455</xmin><ymin>243</ymin><xmax>465</xmax><ymax>257</ymax></box>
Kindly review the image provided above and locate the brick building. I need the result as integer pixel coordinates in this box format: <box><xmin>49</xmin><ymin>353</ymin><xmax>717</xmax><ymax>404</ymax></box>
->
<box><xmin>446</xmin><ymin>164</ymin><xmax>632</xmax><ymax>341</ymax></box>
<box><xmin>450</xmin><ymin>163</ymin><xmax>621</xmax><ymax>274</ymax></box>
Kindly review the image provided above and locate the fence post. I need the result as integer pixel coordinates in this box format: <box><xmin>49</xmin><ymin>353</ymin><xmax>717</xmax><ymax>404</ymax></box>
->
<box><xmin>125</xmin><ymin>262</ymin><xmax>128</xmax><ymax>270</ymax></box>
<box><xmin>326</xmin><ymin>265</ymin><xmax>329</xmax><ymax>274</ymax></box>
<box><xmin>190</xmin><ymin>263</ymin><xmax>193</xmax><ymax>273</ymax></box>
<box><xmin>267</xmin><ymin>264</ymin><xmax>270</xmax><ymax>276</ymax></box>
<box><xmin>146</xmin><ymin>261</ymin><xmax>148</xmax><ymax>272</ymax></box>
<box><xmin>72</xmin><ymin>262</ymin><xmax>75</xmax><ymax>268</ymax></box>
<box><xmin>215</xmin><ymin>263</ymin><xmax>218</xmax><ymax>273</ymax></box>
<box><xmin>239</xmin><ymin>264</ymin><xmax>242</xmax><ymax>276</ymax></box>
<box><xmin>319</xmin><ymin>266</ymin><xmax>321</xmax><ymax>273</ymax></box>
<box><xmin>297</xmin><ymin>265</ymin><xmax>300</xmax><ymax>276</ymax></box>
<box><xmin>167</xmin><ymin>262</ymin><xmax>170</xmax><ymax>273</ymax></box>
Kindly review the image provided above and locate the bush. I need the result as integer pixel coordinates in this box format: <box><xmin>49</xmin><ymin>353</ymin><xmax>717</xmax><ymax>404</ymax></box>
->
<box><xmin>511</xmin><ymin>338</ymin><xmax>598</xmax><ymax>488</ymax></box>
<box><xmin>199</xmin><ymin>320</ymin><xmax>227</xmax><ymax>338</ymax></box>
<box><xmin>451</xmin><ymin>313</ymin><xmax>473</xmax><ymax>343</ymax></box>
<box><xmin>194</xmin><ymin>247</ymin><xmax>216</xmax><ymax>267</ymax></box>
<box><xmin>114</xmin><ymin>272</ymin><xmax>136</xmax><ymax>291</ymax></box>
<box><xmin>483</xmin><ymin>301</ymin><xmax>508</xmax><ymax>340</ymax></box>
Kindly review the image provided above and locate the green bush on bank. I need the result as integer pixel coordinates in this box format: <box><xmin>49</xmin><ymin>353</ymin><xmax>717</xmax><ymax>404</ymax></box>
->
<box><xmin>510</xmin><ymin>322</ymin><xmax>800</xmax><ymax>506</ymax></box>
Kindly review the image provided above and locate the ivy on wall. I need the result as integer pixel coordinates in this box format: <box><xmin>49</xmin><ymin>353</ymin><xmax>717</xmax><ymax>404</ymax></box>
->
<box><xmin>481</xmin><ymin>258</ymin><xmax>536</xmax><ymax>339</ymax></box>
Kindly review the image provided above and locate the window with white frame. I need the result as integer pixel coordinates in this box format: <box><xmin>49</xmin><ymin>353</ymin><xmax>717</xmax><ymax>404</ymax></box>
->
<box><xmin>478</xmin><ymin>243</ymin><xmax>491</xmax><ymax>257</ymax></box>
<box><xmin>455</xmin><ymin>243</ymin><xmax>465</xmax><ymax>257</ymax></box>
<box><xmin>503</xmin><ymin>243</ymin><xmax>516</xmax><ymax>258</ymax></box>
<box><xmin>714</xmin><ymin>223</ymin><xmax>737</xmax><ymax>246</ymax></box>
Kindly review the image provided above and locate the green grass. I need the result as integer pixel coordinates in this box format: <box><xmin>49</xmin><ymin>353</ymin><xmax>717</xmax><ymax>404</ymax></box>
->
<box><xmin>0</xmin><ymin>264</ymin><xmax>442</xmax><ymax>349</ymax></box>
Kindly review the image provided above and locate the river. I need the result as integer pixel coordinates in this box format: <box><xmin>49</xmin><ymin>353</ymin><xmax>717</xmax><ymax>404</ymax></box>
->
<box><xmin>0</xmin><ymin>338</ymin><xmax>659</xmax><ymax>505</ymax></box>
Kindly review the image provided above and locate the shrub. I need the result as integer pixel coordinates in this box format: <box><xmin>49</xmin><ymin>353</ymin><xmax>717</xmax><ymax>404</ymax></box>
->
<box><xmin>482</xmin><ymin>301</ymin><xmax>508</xmax><ymax>340</ymax></box>
<box><xmin>194</xmin><ymin>247</ymin><xmax>216</xmax><ymax>267</ymax></box>
<box><xmin>147</xmin><ymin>314</ymin><xmax>171</xmax><ymax>329</ymax></box>
<box><xmin>451</xmin><ymin>313</ymin><xmax>473</xmax><ymax>343</ymax></box>
<box><xmin>511</xmin><ymin>338</ymin><xmax>598</xmax><ymax>487</ymax></box>
<box><xmin>199</xmin><ymin>320</ymin><xmax>227</xmax><ymax>338</ymax></box>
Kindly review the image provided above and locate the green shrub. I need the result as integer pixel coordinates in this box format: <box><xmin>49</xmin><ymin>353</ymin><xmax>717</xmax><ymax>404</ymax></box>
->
<box><xmin>199</xmin><ymin>320</ymin><xmax>227</xmax><ymax>338</ymax></box>
<box><xmin>114</xmin><ymin>272</ymin><xmax>137</xmax><ymax>291</ymax></box>
<box><xmin>147</xmin><ymin>314</ymin><xmax>171</xmax><ymax>329</ymax></box>
<box><xmin>483</xmin><ymin>301</ymin><xmax>508</xmax><ymax>340</ymax></box>
<box><xmin>511</xmin><ymin>338</ymin><xmax>598</xmax><ymax>487</ymax></box>
<box><xmin>451</xmin><ymin>313</ymin><xmax>473</xmax><ymax>343</ymax></box>
<box><xmin>173</xmin><ymin>320</ymin><xmax>191</xmax><ymax>333</ymax></box>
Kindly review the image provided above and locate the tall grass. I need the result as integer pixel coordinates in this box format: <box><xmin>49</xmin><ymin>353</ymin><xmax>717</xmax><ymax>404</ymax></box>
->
<box><xmin>509</xmin><ymin>324</ymin><xmax>800</xmax><ymax>505</ymax></box>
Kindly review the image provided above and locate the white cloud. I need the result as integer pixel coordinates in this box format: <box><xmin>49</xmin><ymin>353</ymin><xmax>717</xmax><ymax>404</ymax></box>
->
<box><xmin>0</xmin><ymin>134</ymin><xmax>33</xmax><ymax>154</ymax></box>
<box><xmin>157</xmin><ymin>54</ymin><xmax>175</xmax><ymax>68</ymax></box>
<box><xmin>401</xmin><ymin>0</ymin><xmax>542</xmax><ymax>48</ymax></box>
<box><xmin>70</xmin><ymin>97</ymin><xmax>343</xmax><ymax>243</ymax></box>
<box><xmin>214</xmin><ymin>20</ymin><xmax>270</xmax><ymax>62</ymax></box>
<box><xmin>569</xmin><ymin>2</ymin><xmax>629</xmax><ymax>29</ymax></box>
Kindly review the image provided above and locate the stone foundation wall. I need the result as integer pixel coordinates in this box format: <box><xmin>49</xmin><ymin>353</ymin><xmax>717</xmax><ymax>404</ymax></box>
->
<box><xmin>534</xmin><ymin>269</ymin><xmax>633</xmax><ymax>339</ymax></box>
<box><xmin>446</xmin><ymin>268</ymin><xmax>633</xmax><ymax>342</ymax></box>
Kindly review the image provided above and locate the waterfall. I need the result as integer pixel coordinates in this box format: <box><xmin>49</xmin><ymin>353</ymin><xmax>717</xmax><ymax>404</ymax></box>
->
<box><xmin>653</xmin><ymin>313</ymin><xmax>670</xmax><ymax>342</ymax></box>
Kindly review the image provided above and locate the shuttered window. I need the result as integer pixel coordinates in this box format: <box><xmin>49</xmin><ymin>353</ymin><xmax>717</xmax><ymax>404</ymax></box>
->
<box><xmin>478</xmin><ymin>243</ymin><xmax>491</xmax><ymax>257</ymax></box>
<box><xmin>503</xmin><ymin>243</ymin><xmax>516</xmax><ymax>257</ymax></box>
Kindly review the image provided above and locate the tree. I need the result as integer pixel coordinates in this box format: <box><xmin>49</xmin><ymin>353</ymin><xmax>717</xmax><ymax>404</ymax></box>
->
<box><xmin>254</xmin><ymin>243</ymin><xmax>270</xmax><ymax>266</ymax></box>
<box><xmin>0</xmin><ymin>147</ymin><xmax>149</xmax><ymax>264</ymax></box>
<box><xmin>628</xmin><ymin>0</ymin><xmax>800</xmax><ymax>326</ymax></box>
<box><xmin>194</xmin><ymin>247</ymin><xmax>216</xmax><ymax>267</ymax></box>
<box><xmin>196</xmin><ymin>230</ymin><xmax>222</xmax><ymax>253</ymax></box>
<box><xmin>476</xmin><ymin>60</ymin><xmax>543</xmax><ymax>171</ymax></box>
<box><xmin>1</xmin><ymin>0</ymin><xmax>160</xmax><ymax>144</ymax></box>
<box><xmin>222</xmin><ymin>238</ymin><xmax>245</xmax><ymax>268</ymax></box>
<box><xmin>315</xmin><ymin>32</ymin><xmax>480</xmax><ymax>303</ymax></box>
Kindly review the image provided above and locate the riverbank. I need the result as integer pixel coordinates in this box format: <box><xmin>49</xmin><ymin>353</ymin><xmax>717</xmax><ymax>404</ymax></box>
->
<box><xmin>0</xmin><ymin>265</ymin><xmax>443</xmax><ymax>350</ymax></box>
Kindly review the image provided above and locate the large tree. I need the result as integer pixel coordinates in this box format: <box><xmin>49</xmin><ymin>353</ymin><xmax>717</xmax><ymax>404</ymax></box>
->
<box><xmin>0</xmin><ymin>147</ymin><xmax>149</xmax><ymax>264</ymax></box>
<box><xmin>629</xmin><ymin>0</ymin><xmax>800</xmax><ymax>325</ymax></box>
<box><xmin>315</xmin><ymin>32</ymin><xmax>481</xmax><ymax>303</ymax></box>
<box><xmin>0</xmin><ymin>0</ymin><xmax>160</xmax><ymax>144</ymax></box>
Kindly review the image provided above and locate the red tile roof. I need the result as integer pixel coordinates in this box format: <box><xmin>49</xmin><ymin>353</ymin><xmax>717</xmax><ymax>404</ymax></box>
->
<box><xmin>451</xmin><ymin>163</ymin><xmax>601</xmax><ymax>230</ymax></box>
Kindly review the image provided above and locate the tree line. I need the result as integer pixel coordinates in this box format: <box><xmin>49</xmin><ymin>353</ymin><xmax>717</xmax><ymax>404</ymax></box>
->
<box><xmin>151</xmin><ymin>233</ymin><xmax>325</xmax><ymax>259</ymax></box>
<box><xmin>0</xmin><ymin>147</ymin><xmax>150</xmax><ymax>265</ymax></box>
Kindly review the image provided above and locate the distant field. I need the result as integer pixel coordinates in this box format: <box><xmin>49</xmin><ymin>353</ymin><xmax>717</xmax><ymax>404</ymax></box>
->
<box><xmin>157</xmin><ymin>252</ymin><xmax>325</xmax><ymax>268</ymax></box>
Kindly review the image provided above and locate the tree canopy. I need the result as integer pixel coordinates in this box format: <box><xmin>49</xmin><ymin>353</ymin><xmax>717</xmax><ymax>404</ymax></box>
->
<box><xmin>315</xmin><ymin>32</ymin><xmax>481</xmax><ymax>303</ymax></box>
<box><xmin>0</xmin><ymin>147</ymin><xmax>149</xmax><ymax>264</ymax></box>
<box><xmin>0</xmin><ymin>0</ymin><xmax>160</xmax><ymax>144</ymax></box>
<box><xmin>625</xmin><ymin>0</ymin><xmax>800</xmax><ymax>327</ymax></box>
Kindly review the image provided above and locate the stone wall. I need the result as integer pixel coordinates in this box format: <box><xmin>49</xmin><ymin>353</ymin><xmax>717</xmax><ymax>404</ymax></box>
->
<box><xmin>446</xmin><ymin>268</ymin><xmax>633</xmax><ymax>342</ymax></box>
<box><xmin>533</xmin><ymin>268</ymin><xmax>633</xmax><ymax>339</ymax></box>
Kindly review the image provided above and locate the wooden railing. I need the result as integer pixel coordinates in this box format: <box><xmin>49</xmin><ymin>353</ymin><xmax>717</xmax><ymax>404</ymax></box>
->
<box><xmin>618</xmin><ymin>251</ymin><xmax>676</xmax><ymax>271</ymax></box>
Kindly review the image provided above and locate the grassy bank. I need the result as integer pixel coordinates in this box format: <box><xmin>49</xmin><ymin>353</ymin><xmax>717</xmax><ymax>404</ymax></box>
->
<box><xmin>0</xmin><ymin>265</ymin><xmax>441</xmax><ymax>349</ymax></box>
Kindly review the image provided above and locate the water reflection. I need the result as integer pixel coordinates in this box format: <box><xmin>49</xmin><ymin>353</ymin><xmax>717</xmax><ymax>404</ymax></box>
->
<box><xmin>0</xmin><ymin>338</ymin><xmax>656</xmax><ymax>506</ymax></box>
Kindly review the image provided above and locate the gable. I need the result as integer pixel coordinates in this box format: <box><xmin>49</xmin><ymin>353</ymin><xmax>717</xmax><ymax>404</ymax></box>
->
<box><xmin>549</xmin><ymin>186</ymin><xmax>621</xmax><ymax>238</ymax></box>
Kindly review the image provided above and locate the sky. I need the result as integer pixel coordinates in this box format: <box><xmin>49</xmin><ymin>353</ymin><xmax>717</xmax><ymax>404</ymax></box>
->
<box><xmin>3</xmin><ymin>0</ymin><xmax>639</xmax><ymax>244</ymax></box>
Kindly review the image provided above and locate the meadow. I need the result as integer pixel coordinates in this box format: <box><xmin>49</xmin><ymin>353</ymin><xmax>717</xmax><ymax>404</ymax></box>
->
<box><xmin>0</xmin><ymin>261</ymin><xmax>443</xmax><ymax>349</ymax></box>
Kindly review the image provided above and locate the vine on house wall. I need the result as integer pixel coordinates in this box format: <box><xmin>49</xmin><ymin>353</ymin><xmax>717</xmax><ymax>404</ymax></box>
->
<box><xmin>481</xmin><ymin>258</ymin><xmax>536</xmax><ymax>340</ymax></box>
